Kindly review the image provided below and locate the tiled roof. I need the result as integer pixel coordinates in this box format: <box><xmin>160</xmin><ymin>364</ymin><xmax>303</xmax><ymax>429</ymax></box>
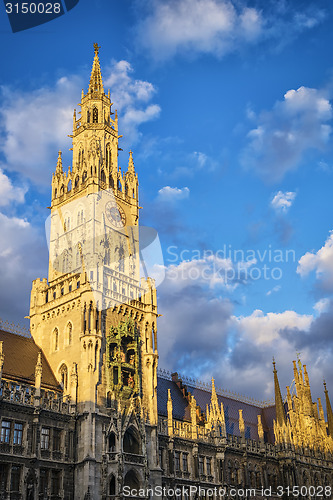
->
<box><xmin>157</xmin><ymin>376</ymin><xmax>276</xmax><ymax>443</ymax></box>
<box><xmin>0</xmin><ymin>330</ymin><xmax>61</xmax><ymax>391</ymax></box>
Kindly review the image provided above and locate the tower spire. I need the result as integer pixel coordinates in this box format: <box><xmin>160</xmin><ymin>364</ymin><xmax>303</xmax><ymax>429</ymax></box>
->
<box><xmin>324</xmin><ymin>380</ymin><xmax>333</xmax><ymax>437</ymax></box>
<box><xmin>273</xmin><ymin>358</ymin><xmax>286</xmax><ymax>426</ymax></box>
<box><xmin>88</xmin><ymin>43</ymin><xmax>104</xmax><ymax>94</ymax></box>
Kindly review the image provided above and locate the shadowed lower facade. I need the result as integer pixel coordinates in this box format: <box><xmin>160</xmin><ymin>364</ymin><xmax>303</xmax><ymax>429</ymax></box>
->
<box><xmin>0</xmin><ymin>45</ymin><xmax>333</xmax><ymax>499</ymax></box>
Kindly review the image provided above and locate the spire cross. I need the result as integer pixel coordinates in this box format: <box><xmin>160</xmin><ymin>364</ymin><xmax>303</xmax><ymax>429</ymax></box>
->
<box><xmin>93</xmin><ymin>43</ymin><xmax>101</xmax><ymax>55</ymax></box>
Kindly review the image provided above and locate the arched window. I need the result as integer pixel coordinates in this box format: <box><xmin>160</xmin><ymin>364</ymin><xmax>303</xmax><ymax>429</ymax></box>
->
<box><xmin>108</xmin><ymin>432</ymin><xmax>116</xmax><ymax>452</ymax></box>
<box><xmin>93</xmin><ymin>107</ymin><xmax>98</xmax><ymax>123</ymax></box>
<box><xmin>67</xmin><ymin>180</ymin><xmax>72</xmax><ymax>192</ymax></box>
<box><xmin>54</xmin><ymin>188</ymin><xmax>57</xmax><ymax>198</ymax></box>
<box><xmin>87</xmin><ymin>110</ymin><xmax>90</xmax><ymax>123</ymax></box>
<box><xmin>109</xmin><ymin>475</ymin><xmax>116</xmax><ymax>496</ymax></box>
<box><xmin>82</xmin><ymin>171</ymin><xmax>87</xmax><ymax>183</ymax></box>
<box><xmin>59</xmin><ymin>364</ymin><xmax>68</xmax><ymax>390</ymax></box>
<box><xmin>124</xmin><ymin>470</ymin><xmax>140</xmax><ymax>491</ymax></box>
<box><xmin>109</xmin><ymin>175</ymin><xmax>114</xmax><ymax>189</ymax></box>
<box><xmin>132</xmin><ymin>189</ymin><xmax>135</xmax><ymax>199</ymax></box>
<box><xmin>125</xmin><ymin>183</ymin><xmax>128</xmax><ymax>196</ymax></box>
<box><xmin>53</xmin><ymin>328</ymin><xmax>59</xmax><ymax>351</ymax></box>
<box><xmin>67</xmin><ymin>322</ymin><xmax>72</xmax><ymax>345</ymax></box>
<box><xmin>60</xmin><ymin>184</ymin><xmax>65</xmax><ymax>196</ymax></box>
<box><xmin>101</xmin><ymin>169</ymin><xmax>106</xmax><ymax>184</ymax></box>
<box><xmin>123</xmin><ymin>427</ymin><xmax>141</xmax><ymax>454</ymax></box>
<box><xmin>117</xmin><ymin>179</ymin><xmax>122</xmax><ymax>192</ymax></box>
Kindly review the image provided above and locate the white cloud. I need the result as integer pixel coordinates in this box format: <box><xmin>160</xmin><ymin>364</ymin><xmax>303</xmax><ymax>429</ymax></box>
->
<box><xmin>157</xmin><ymin>186</ymin><xmax>190</xmax><ymax>201</ymax></box>
<box><xmin>0</xmin><ymin>212</ymin><xmax>48</xmax><ymax>323</ymax></box>
<box><xmin>0</xmin><ymin>77</ymin><xmax>79</xmax><ymax>185</ymax></box>
<box><xmin>134</xmin><ymin>0</ymin><xmax>324</xmax><ymax>61</ymax></box>
<box><xmin>135</xmin><ymin>0</ymin><xmax>263</xmax><ymax>60</ymax></box>
<box><xmin>233</xmin><ymin>309</ymin><xmax>313</xmax><ymax>345</ymax></box>
<box><xmin>0</xmin><ymin>169</ymin><xmax>26</xmax><ymax>206</ymax></box>
<box><xmin>266</xmin><ymin>285</ymin><xmax>281</xmax><ymax>296</ymax></box>
<box><xmin>297</xmin><ymin>231</ymin><xmax>333</xmax><ymax>290</ymax></box>
<box><xmin>0</xmin><ymin>61</ymin><xmax>160</xmax><ymax>185</ymax></box>
<box><xmin>314</xmin><ymin>298</ymin><xmax>330</xmax><ymax>314</ymax></box>
<box><xmin>271</xmin><ymin>190</ymin><xmax>296</xmax><ymax>213</ymax></box>
<box><xmin>241</xmin><ymin>86</ymin><xmax>332</xmax><ymax>182</ymax></box>
<box><xmin>104</xmin><ymin>60</ymin><xmax>161</xmax><ymax>145</ymax></box>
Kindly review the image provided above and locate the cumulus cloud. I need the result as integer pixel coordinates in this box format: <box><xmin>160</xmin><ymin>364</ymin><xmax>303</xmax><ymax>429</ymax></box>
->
<box><xmin>297</xmin><ymin>231</ymin><xmax>333</xmax><ymax>291</ymax></box>
<box><xmin>0</xmin><ymin>77</ymin><xmax>80</xmax><ymax>185</ymax></box>
<box><xmin>104</xmin><ymin>60</ymin><xmax>161</xmax><ymax>146</ymax></box>
<box><xmin>271</xmin><ymin>190</ymin><xmax>296</xmax><ymax>213</ymax></box>
<box><xmin>314</xmin><ymin>298</ymin><xmax>330</xmax><ymax>314</ymax></box>
<box><xmin>0</xmin><ymin>61</ymin><xmax>160</xmax><ymax>185</ymax></box>
<box><xmin>157</xmin><ymin>257</ymin><xmax>333</xmax><ymax>399</ymax></box>
<box><xmin>0</xmin><ymin>212</ymin><xmax>48</xmax><ymax>324</ymax></box>
<box><xmin>0</xmin><ymin>169</ymin><xmax>26</xmax><ymax>206</ymax></box>
<box><xmin>134</xmin><ymin>0</ymin><xmax>324</xmax><ymax>61</ymax></box>
<box><xmin>241</xmin><ymin>86</ymin><xmax>332</xmax><ymax>182</ymax></box>
<box><xmin>157</xmin><ymin>186</ymin><xmax>190</xmax><ymax>202</ymax></box>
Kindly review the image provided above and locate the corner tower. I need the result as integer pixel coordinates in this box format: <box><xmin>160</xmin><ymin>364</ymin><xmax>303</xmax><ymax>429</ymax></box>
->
<box><xmin>29</xmin><ymin>45</ymin><xmax>160</xmax><ymax>499</ymax></box>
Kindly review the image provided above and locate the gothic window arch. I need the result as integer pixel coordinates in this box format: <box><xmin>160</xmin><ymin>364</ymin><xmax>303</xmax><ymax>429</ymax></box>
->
<box><xmin>53</xmin><ymin>328</ymin><xmax>59</xmax><ymax>352</ymax></box>
<box><xmin>60</xmin><ymin>184</ymin><xmax>65</xmax><ymax>196</ymax></box>
<box><xmin>54</xmin><ymin>188</ymin><xmax>57</xmax><ymax>198</ymax></box>
<box><xmin>101</xmin><ymin>169</ymin><xmax>106</xmax><ymax>185</ymax></box>
<box><xmin>66</xmin><ymin>322</ymin><xmax>73</xmax><ymax>345</ymax></box>
<box><xmin>67</xmin><ymin>180</ymin><xmax>72</xmax><ymax>192</ymax></box>
<box><xmin>109</xmin><ymin>475</ymin><xmax>116</xmax><ymax>496</ymax></box>
<box><xmin>59</xmin><ymin>364</ymin><xmax>68</xmax><ymax>390</ymax></box>
<box><xmin>87</xmin><ymin>110</ymin><xmax>90</xmax><ymax>123</ymax></box>
<box><xmin>108</xmin><ymin>432</ymin><xmax>116</xmax><ymax>452</ymax></box>
<box><xmin>75</xmin><ymin>176</ymin><xmax>79</xmax><ymax>188</ymax></box>
<box><xmin>93</xmin><ymin>107</ymin><xmax>98</xmax><ymax>123</ymax></box>
<box><xmin>109</xmin><ymin>175</ymin><xmax>114</xmax><ymax>189</ymax></box>
<box><xmin>82</xmin><ymin>171</ymin><xmax>87</xmax><ymax>183</ymax></box>
<box><xmin>124</xmin><ymin>470</ymin><xmax>140</xmax><ymax>491</ymax></box>
<box><xmin>123</xmin><ymin>427</ymin><xmax>141</xmax><ymax>454</ymax></box>
<box><xmin>117</xmin><ymin>179</ymin><xmax>122</xmax><ymax>192</ymax></box>
<box><xmin>125</xmin><ymin>183</ymin><xmax>128</xmax><ymax>196</ymax></box>
<box><xmin>132</xmin><ymin>188</ymin><xmax>135</xmax><ymax>199</ymax></box>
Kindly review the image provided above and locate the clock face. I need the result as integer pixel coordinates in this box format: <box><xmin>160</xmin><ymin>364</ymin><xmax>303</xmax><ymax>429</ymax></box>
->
<box><xmin>105</xmin><ymin>201</ymin><xmax>126</xmax><ymax>228</ymax></box>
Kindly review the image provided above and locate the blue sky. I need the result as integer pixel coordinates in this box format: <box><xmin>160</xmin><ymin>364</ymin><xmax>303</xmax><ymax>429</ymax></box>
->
<box><xmin>1</xmin><ymin>0</ymin><xmax>333</xmax><ymax>404</ymax></box>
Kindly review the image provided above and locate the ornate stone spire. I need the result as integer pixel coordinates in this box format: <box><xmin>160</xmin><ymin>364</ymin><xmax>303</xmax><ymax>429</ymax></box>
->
<box><xmin>88</xmin><ymin>43</ymin><xmax>104</xmax><ymax>94</ymax></box>
<box><xmin>324</xmin><ymin>380</ymin><xmax>333</xmax><ymax>437</ymax></box>
<box><xmin>273</xmin><ymin>358</ymin><xmax>286</xmax><ymax>426</ymax></box>
<box><xmin>55</xmin><ymin>150</ymin><xmax>63</xmax><ymax>177</ymax></box>
<box><xmin>35</xmin><ymin>351</ymin><xmax>42</xmax><ymax>398</ymax></box>
<box><xmin>128</xmin><ymin>151</ymin><xmax>135</xmax><ymax>174</ymax></box>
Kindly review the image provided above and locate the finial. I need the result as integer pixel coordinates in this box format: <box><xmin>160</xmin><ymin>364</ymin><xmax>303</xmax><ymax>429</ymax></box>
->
<box><xmin>93</xmin><ymin>43</ymin><xmax>101</xmax><ymax>55</ymax></box>
<box><xmin>272</xmin><ymin>356</ymin><xmax>276</xmax><ymax>370</ymax></box>
<box><xmin>324</xmin><ymin>379</ymin><xmax>327</xmax><ymax>391</ymax></box>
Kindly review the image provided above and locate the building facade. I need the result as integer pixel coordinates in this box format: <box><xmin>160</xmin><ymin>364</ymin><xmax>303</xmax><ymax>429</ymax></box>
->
<box><xmin>0</xmin><ymin>45</ymin><xmax>333</xmax><ymax>500</ymax></box>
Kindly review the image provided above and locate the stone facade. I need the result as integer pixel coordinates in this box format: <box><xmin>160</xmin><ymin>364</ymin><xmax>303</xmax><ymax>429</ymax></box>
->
<box><xmin>0</xmin><ymin>45</ymin><xmax>333</xmax><ymax>500</ymax></box>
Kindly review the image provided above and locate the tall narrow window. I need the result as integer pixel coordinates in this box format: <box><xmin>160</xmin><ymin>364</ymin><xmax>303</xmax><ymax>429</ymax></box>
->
<box><xmin>67</xmin><ymin>322</ymin><xmax>72</xmax><ymax>345</ymax></box>
<box><xmin>53</xmin><ymin>328</ymin><xmax>59</xmax><ymax>352</ymax></box>
<box><xmin>93</xmin><ymin>107</ymin><xmax>98</xmax><ymax>123</ymax></box>
<box><xmin>13</xmin><ymin>423</ymin><xmax>23</xmax><ymax>445</ymax></box>
<box><xmin>41</xmin><ymin>428</ymin><xmax>50</xmax><ymax>450</ymax></box>
<box><xmin>59</xmin><ymin>364</ymin><xmax>68</xmax><ymax>390</ymax></box>
<box><xmin>1</xmin><ymin>421</ymin><xmax>10</xmax><ymax>443</ymax></box>
<box><xmin>10</xmin><ymin>466</ymin><xmax>21</xmax><ymax>493</ymax></box>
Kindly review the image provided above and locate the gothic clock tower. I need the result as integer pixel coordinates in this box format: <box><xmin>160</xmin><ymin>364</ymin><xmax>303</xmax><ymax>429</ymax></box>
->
<box><xmin>29</xmin><ymin>44</ymin><xmax>161</xmax><ymax>499</ymax></box>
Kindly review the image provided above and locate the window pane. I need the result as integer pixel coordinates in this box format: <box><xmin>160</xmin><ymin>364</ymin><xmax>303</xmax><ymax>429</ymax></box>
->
<box><xmin>1</xmin><ymin>421</ymin><xmax>10</xmax><ymax>443</ymax></box>
<box><xmin>13</xmin><ymin>423</ymin><xmax>23</xmax><ymax>445</ymax></box>
<box><xmin>41</xmin><ymin>428</ymin><xmax>50</xmax><ymax>450</ymax></box>
<box><xmin>10</xmin><ymin>465</ymin><xmax>21</xmax><ymax>492</ymax></box>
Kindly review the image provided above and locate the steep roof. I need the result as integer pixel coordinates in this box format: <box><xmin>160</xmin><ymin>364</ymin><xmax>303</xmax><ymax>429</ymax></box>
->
<box><xmin>157</xmin><ymin>375</ymin><xmax>276</xmax><ymax>443</ymax></box>
<box><xmin>0</xmin><ymin>330</ymin><xmax>61</xmax><ymax>391</ymax></box>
